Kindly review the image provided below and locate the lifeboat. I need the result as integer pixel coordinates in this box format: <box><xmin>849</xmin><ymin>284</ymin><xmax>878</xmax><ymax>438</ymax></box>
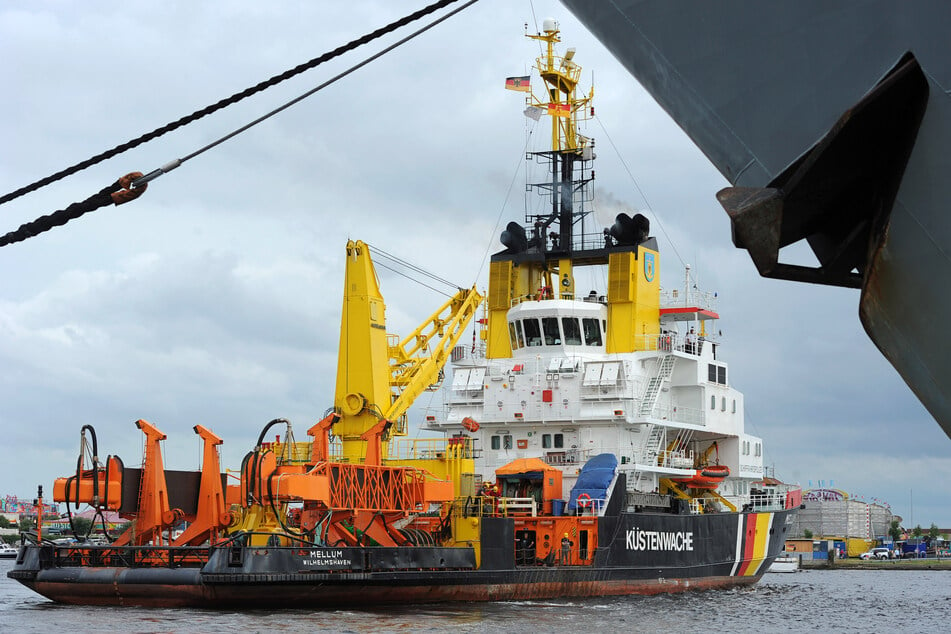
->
<box><xmin>671</xmin><ymin>465</ymin><xmax>730</xmax><ymax>489</ymax></box>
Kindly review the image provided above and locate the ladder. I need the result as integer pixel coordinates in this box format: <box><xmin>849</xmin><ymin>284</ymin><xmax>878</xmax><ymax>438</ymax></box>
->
<box><xmin>638</xmin><ymin>354</ymin><xmax>675</xmax><ymax>417</ymax></box>
<box><xmin>643</xmin><ymin>424</ymin><xmax>666</xmax><ymax>465</ymax></box>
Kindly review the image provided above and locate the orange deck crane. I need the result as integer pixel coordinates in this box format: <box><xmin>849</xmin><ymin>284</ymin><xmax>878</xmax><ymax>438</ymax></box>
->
<box><xmin>52</xmin><ymin>240</ymin><xmax>482</xmax><ymax>549</ymax></box>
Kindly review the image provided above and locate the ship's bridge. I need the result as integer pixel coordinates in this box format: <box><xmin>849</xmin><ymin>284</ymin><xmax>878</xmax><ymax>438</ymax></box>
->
<box><xmin>506</xmin><ymin>298</ymin><xmax>607</xmax><ymax>357</ymax></box>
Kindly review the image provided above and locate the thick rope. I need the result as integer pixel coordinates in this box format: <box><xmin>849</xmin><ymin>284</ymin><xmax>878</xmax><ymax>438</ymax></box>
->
<box><xmin>0</xmin><ymin>0</ymin><xmax>463</xmax><ymax>207</ymax></box>
<box><xmin>0</xmin><ymin>172</ymin><xmax>145</xmax><ymax>248</ymax></box>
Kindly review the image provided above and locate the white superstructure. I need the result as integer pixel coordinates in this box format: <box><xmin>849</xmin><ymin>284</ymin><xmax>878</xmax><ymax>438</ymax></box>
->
<box><xmin>427</xmin><ymin>281</ymin><xmax>771</xmax><ymax>514</ymax></box>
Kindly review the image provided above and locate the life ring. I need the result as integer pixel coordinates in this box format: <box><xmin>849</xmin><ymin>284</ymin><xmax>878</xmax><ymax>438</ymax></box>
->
<box><xmin>577</xmin><ymin>493</ymin><xmax>592</xmax><ymax>509</ymax></box>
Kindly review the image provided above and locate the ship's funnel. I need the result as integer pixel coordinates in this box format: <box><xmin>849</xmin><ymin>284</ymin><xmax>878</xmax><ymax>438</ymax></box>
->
<box><xmin>609</xmin><ymin>212</ymin><xmax>650</xmax><ymax>246</ymax></box>
<box><xmin>500</xmin><ymin>221</ymin><xmax>528</xmax><ymax>253</ymax></box>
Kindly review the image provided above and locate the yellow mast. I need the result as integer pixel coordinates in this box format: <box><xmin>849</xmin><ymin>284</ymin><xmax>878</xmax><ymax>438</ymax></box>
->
<box><xmin>527</xmin><ymin>22</ymin><xmax>593</xmax><ymax>155</ymax></box>
<box><xmin>487</xmin><ymin>21</ymin><xmax>595</xmax><ymax>359</ymax></box>
<box><xmin>488</xmin><ymin>22</ymin><xmax>660</xmax><ymax>359</ymax></box>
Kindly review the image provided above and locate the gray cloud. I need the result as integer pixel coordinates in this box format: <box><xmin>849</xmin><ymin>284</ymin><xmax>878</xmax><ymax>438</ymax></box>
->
<box><xmin>1</xmin><ymin>1</ymin><xmax>947</xmax><ymax>529</ymax></box>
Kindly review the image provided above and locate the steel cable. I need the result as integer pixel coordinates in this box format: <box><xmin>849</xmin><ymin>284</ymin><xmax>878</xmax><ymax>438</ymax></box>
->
<box><xmin>0</xmin><ymin>0</ymin><xmax>467</xmax><ymax>207</ymax></box>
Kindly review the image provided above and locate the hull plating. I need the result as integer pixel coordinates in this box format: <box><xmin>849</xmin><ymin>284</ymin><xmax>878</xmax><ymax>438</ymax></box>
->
<box><xmin>560</xmin><ymin>0</ymin><xmax>951</xmax><ymax>436</ymax></box>
<box><xmin>10</xmin><ymin>508</ymin><xmax>793</xmax><ymax>608</ymax></box>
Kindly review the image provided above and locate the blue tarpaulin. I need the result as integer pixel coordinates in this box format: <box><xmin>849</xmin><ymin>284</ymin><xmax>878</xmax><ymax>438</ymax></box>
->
<box><xmin>566</xmin><ymin>454</ymin><xmax>617</xmax><ymax>512</ymax></box>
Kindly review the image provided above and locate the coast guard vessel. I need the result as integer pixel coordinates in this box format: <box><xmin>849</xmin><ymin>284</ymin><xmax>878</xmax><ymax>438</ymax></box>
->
<box><xmin>8</xmin><ymin>22</ymin><xmax>798</xmax><ymax>607</ymax></box>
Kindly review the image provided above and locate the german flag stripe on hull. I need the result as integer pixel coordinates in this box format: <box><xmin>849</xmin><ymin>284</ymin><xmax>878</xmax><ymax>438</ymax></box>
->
<box><xmin>730</xmin><ymin>512</ymin><xmax>774</xmax><ymax>576</ymax></box>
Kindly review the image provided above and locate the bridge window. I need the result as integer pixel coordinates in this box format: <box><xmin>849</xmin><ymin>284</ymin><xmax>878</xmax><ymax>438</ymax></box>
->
<box><xmin>582</xmin><ymin>318</ymin><xmax>602</xmax><ymax>346</ymax></box>
<box><xmin>542</xmin><ymin>317</ymin><xmax>561</xmax><ymax>345</ymax></box>
<box><xmin>515</xmin><ymin>320</ymin><xmax>525</xmax><ymax>348</ymax></box>
<box><xmin>508</xmin><ymin>322</ymin><xmax>519</xmax><ymax>350</ymax></box>
<box><xmin>523</xmin><ymin>319</ymin><xmax>542</xmax><ymax>346</ymax></box>
<box><xmin>562</xmin><ymin>317</ymin><xmax>582</xmax><ymax>345</ymax></box>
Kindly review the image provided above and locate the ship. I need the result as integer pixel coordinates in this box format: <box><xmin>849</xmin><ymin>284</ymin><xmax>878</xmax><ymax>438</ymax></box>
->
<box><xmin>560</xmin><ymin>0</ymin><xmax>951</xmax><ymax>441</ymax></box>
<box><xmin>8</xmin><ymin>22</ymin><xmax>799</xmax><ymax>608</ymax></box>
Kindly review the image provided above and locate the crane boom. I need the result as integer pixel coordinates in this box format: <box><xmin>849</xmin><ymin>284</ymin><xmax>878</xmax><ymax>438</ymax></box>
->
<box><xmin>334</xmin><ymin>240</ymin><xmax>483</xmax><ymax>463</ymax></box>
<box><xmin>386</xmin><ymin>285</ymin><xmax>483</xmax><ymax>422</ymax></box>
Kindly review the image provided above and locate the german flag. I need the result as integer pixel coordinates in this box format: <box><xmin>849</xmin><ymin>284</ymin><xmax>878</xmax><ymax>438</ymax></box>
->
<box><xmin>505</xmin><ymin>76</ymin><xmax>531</xmax><ymax>92</ymax></box>
<box><xmin>547</xmin><ymin>102</ymin><xmax>571</xmax><ymax>117</ymax></box>
<box><xmin>730</xmin><ymin>512</ymin><xmax>774</xmax><ymax>577</ymax></box>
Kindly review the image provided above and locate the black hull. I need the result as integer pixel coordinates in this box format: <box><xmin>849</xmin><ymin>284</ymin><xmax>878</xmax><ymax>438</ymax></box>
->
<box><xmin>561</xmin><ymin>0</ymin><xmax>951</xmax><ymax>437</ymax></box>
<box><xmin>9</xmin><ymin>508</ymin><xmax>794</xmax><ymax>608</ymax></box>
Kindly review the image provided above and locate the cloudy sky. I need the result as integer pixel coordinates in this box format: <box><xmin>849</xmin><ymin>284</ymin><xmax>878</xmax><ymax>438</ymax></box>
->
<box><xmin>2</xmin><ymin>1</ymin><xmax>948</xmax><ymax>530</ymax></box>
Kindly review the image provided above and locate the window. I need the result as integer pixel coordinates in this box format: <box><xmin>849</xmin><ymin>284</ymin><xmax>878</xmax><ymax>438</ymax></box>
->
<box><xmin>732</xmin><ymin>399</ymin><xmax>736</xmax><ymax>413</ymax></box>
<box><xmin>503</xmin><ymin>435</ymin><xmax>513</xmax><ymax>450</ymax></box>
<box><xmin>523</xmin><ymin>319</ymin><xmax>542</xmax><ymax>347</ymax></box>
<box><xmin>542</xmin><ymin>317</ymin><xmax>561</xmax><ymax>345</ymax></box>
<box><xmin>542</xmin><ymin>433</ymin><xmax>552</xmax><ymax>448</ymax></box>
<box><xmin>554</xmin><ymin>433</ymin><xmax>564</xmax><ymax>448</ymax></box>
<box><xmin>709</xmin><ymin>364</ymin><xmax>728</xmax><ymax>385</ymax></box>
<box><xmin>711</xmin><ymin>395</ymin><xmax>716</xmax><ymax>410</ymax></box>
<box><xmin>582</xmin><ymin>318</ymin><xmax>602</xmax><ymax>346</ymax></box>
<box><xmin>508</xmin><ymin>322</ymin><xmax>519</xmax><ymax>350</ymax></box>
<box><xmin>491</xmin><ymin>435</ymin><xmax>501</xmax><ymax>450</ymax></box>
<box><xmin>515</xmin><ymin>321</ymin><xmax>525</xmax><ymax>348</ymax></box>
<box><xmin>562</xmin><ymin>317</ymin><xmax>582</xmax><ymax>345</ymax></box>
<box><xmin>721</xmin><ymin>397</ymin><xmax>726</xmax><ymax>412</ymax></box>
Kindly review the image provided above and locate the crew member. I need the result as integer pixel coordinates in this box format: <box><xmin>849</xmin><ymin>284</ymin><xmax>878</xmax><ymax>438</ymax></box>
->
<box><xmin>685</xmin><ymin>327</ymin><xmax>697</xmax><ymax>354</ymax></box>
<box><xmin>561</xmin><ymin>532</ymin><xmax>574</xmax><ymax>565</ymax></box>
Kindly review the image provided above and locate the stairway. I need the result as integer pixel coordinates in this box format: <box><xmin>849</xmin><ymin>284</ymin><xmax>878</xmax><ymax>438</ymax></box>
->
<box><xmin>638</xmin><ymin>354</ymin><xmax>675</xmax><ymax>417</ymax></box>
<box><xmin>644</xmin><ymin>424</ymin><xmax>666</xmax><ymax>464</ymax></box>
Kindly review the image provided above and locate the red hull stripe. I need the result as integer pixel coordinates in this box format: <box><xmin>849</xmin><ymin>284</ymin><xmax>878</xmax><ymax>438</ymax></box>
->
<box><xmin>31</xmin><ymin>575</ymin><xmax>764</xmax><ymax>608</ymax></box>
<box><xmin>729</xmin><ymin>513</ymin><xmax>744</xmax><ymax>576</ymax></box>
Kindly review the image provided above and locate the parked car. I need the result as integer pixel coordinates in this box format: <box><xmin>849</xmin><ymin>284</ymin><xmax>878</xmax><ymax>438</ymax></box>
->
<box><xmin>860</xmin><ymin>547</ymin><xmax>892</xmax><ymax>560</ymax></box>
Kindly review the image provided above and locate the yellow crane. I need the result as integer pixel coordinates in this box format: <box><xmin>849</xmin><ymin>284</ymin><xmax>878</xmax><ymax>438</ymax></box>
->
<box><xmin>223</xmin><ymin>240</ymin><xmax>483</xmax><ymax>544</ymax></box>
<box><xmin>334</xmin><ymin>239</ymin><xmax>483</xmax><ymax>464</ymax></box>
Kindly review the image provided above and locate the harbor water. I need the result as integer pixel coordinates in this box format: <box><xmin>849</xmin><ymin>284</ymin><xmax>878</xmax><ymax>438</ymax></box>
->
<box><xmin>2</xmin><ymin>560</ymin><xmax>949</xmax><ymax>633</ymax></box>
